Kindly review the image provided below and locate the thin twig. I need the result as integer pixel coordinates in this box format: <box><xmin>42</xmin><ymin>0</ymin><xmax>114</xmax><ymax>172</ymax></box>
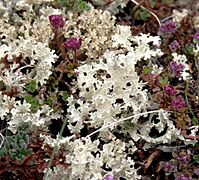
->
<box><xmin>0</xmin><ymin>132</ymin><xmax>4</xmax><ymax>149</ymax></box>
<box><xmin>16</xmin><ymin>65</ymin><xmax>34</xmax><ymax>73</ymax></box>
<box><xmin>86</xmin><ymin>109</ymin><xmax>160</xmax><ymax>138</ymax></box>
<box><xmin>143</xmin><ymin>149</ymin><xmax>161</xmax><ymax>170</ymax></box>
<box><xmin>184</xmin><ymin>80</ymin><xmax>198</xmax><ymax>125</ymax></box>
<box><xmin>130</xmin><ymin>0</ymin><xmax>161</xmax><ymax>26</ymax></box>
<box><xmin>43</xmin><ymin>117</ymin><xmax>68</xmax><ymax>180</ymax></box>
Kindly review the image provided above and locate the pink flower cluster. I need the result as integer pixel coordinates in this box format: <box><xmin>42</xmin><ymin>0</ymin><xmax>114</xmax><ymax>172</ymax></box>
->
<box><xmin>159</xmin><ymin>19</ymin><xmax>177</xmax><ymax>34</ymax></box>
<box><xmin>49</xmin><ymin>15</ymin><xmax>65</xmax><ymax>29</ymax></box>
<box><xmin>172</xmin><ymin>96</ymin><xmax>186</xmax><ymax>110</ymax></box>
<box><xmin>170</xmin><ymin>61</ymin><xmax>185</xmax><ymax>77</ymax></box>
<box><xmin>63</xmin><ymin>37</ymin><xmax>82</xmax><ymax>51</ymax></box>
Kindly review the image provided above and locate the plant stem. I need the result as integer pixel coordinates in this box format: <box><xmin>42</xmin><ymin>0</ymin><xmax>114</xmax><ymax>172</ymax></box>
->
<box><xmin>43</xmin><ymin>117</ymin><xmax>68</xmax><ymax>180</ymax></box>
<box><xmin>86</xmin><ymin>109</ymin><xmax>161</xmax><ymax>138</ymax></box>
<box><xmin>130</xmin><ymin>0</ymin><xmax>161</xmax><ymax>26</ymax></box>
<box><xmin>184</xmin><ymin>80</ymin><xmax>198</xmax><ymax>125</ymax></box>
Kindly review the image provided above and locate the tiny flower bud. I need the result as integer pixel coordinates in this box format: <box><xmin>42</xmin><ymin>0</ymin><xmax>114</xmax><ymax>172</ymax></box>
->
<box><xmin>194</xmin><ymin>168</ymin><xmax>199</xmax><ymax>175</ymax></box>
<box><xmin>159</xmin><ymin>19</ymin><xmax>177</xmax><ymax>34</ymax></box>
<box><xmin>169</xmin><ymin>40</ymin><xmax>180</xmax><ymax>52</ymax></box>
<box><xmin>170</xmin><ymin>61</ymin><xmax>185</xmax><ymax>77</ymax></box>
<box><xmin>162</xmin><ymin>162</ymin><xmax>177</xmax><ymax>173</ymax></box>
<box><xmin>49</xmin><ymin>15</ymin><xmax>65</xmax><ymax>29</ymax></box>
<box><xmin>193</xmin><ymin>32</ymin><xmax>199</xmax><ymax>40</ymax></box>
<box><xmin>63</xmin><ymin>37</ymin><xmax>82</xmax><ymax>50</ymax></box>
<box><xmin>164</xmin><ymin>85</ymin><xmax>177</xmax><ymax>96</ymax></box>
<box><xmin>172</xmin><ymin>96</ymin><xmax>186</xmax><ymax>110</ymax></box>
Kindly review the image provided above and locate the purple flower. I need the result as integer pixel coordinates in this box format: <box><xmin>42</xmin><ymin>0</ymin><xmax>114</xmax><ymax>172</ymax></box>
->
<box><xmin>176</xmin><ymin>156</ymin><xmax>190</xmax><ymax>164</ymax></box>
<box><xmin>49</xmin><ymin>15</ymin><xmax>65</xmax><ymax>29</ymax></box>
<box><xmin>193</xmin><ymin>32</ymin><xmax>199</xmax><ymax>40</ymax></box>
<box><xmin>162</xmin><ymin>162</ymin><xmax>177</xmax><ymax>173</ymax></box>
<box><xmin>63</xmin><ymin>37</ymin><xmax>82</xmax><ymax>50</ymax></box>
<box><xmin>194</xmin><ymin>168</ymin><xmax>199</xmax><ymax>175</ymax></box>
<box><xmin>159</xmin><ymin>19</ymin><xmax>177</xmax><ymax>34</ymax></box>
<box><xmin>164</xmin><ymin>85</ymin><xmax>177</xmax><ymax>96</ymax></box>
<box><xmin>170</xmin><ymin>61</ymin><xmax>185</xmax><ymax>77</ymax></box>
<box><xmin>172</xmin><ymin>96</ymin><xmax>186</xmax><ymax>110</ymax></box>
<box><xmin>169</xmin><ymin>40</ymin><xmax>180</xmax><ymax>52</ymax></box>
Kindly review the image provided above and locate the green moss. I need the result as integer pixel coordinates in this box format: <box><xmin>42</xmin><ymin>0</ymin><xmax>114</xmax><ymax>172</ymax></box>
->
<box><xmin>24</xmin><ymin>96</ymin><xmax>40</xmax><ymax>113</ymax></box>
<box><xmin>25</xmin><ymin>80</ymin><xmax>37</xmax><ymax>93</ymax></box>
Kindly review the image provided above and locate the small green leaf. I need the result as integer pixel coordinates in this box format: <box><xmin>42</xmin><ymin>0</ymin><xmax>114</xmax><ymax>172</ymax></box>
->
<box><xmin>17</xmin><ymin>123</ymin><xmax>29</xmax><ymax>132</ymax></box>
<box><xmin>193</xmin><ymin>39</ymin><xmax>199</xmax><ymax>44</ymax></box>
<box><xmin>139</xmin><ymin>9</ymin><xmax>151</xmax><ymax>21</ymax></box>
<box><xmin>67</xmin><ymin>63</ymin><xmax>74</xmax><ymax>70</ymax></box>
<box><xmin>20</xmin><ymin>133</ymin><xmax>26</xmax><ymax>141</ymax></box>
<box><xmin>5</xmin><ymin>140</ymin><xmax>11</xmax><ymax>149</ymax></box>
<box><xmin>50</xmin><ymin>82</ymin><xmax>56</xmax><ymax>91</ymax></box>
<box><xmin>15</xmin><ymin>134</ymin><xmax>21</xmax><ymax>144</ymax></box>
<box><xmin>26</xmin><ymin>80</ymin><xmax>37</xmax><ymax>93</ymax></box>
<box><xmin>123</xmin><ymin>120</ymin><xmax>135</xmax><ymax>130</ymax></box>
<box><xmin>61</xmin><ymin>91</ymin><xmax>69</xmax><ymax>102</ymax></box>
<box><xmin>24</xmin><ymin>135</ymin><xmax>30</xmax><ymax>144</ymax></box>
<box><xmin>24</xmin><ymin>96</ymin><xmax>40</xmax><ymax>113</ymax></box>
<box><xmin>193</xmin><ymin>154</ymin><xmax>199</xmax><ymax>163</ymax></box>
<box><xmin>14</xmin><ymin>136</ymin><xmax>18</xmax><ymax>145</ymax></box>
<box><xmin>57</xmin><ymin>0</ymin><xmax>68</xmax><ymax>6</ymax></box>
<box><xmin>6</xmin><ymin>136</ymin><xmax>13</xmax><ymax>142</ymax></box>
<box><xmin>45</xmin><ymin>98</ymin><xmax>53</xmax><ymax>106</ymax></box>
<box><xmin>67</xmin><ymin>73</ymin><xmax>73</xmax><ymax>78</ymax></box>
<box><xmin>0</xmin><ymin>148</ymin><xmax>6</xmax><ymax>157</ymax></box>
<box><xmin>20</xmin><ymin>147</ymin><xmax>28</xmax><ymax>156</ymax></box>
<box><xmin>10</xmin><ymin>152</ymin><xmax>17</xmax><ymax>160</ymax></box>
<box><xmin>149</xmin><ymin>0</ymin><xmax>155</xmax><ymax>8</ymax></box>
<box><xmin>192</xmin><ymin>117</ymin><xmax>199</xmax><ymax>125</ymax></box>
<box><xmin>184</xmin><ymin>44</ymin><xmax>194</xmax><ymax>55</ymax></box>
<box><xmin>24</xmin><ymin>96</ymin><xmax>32</xmax><ymax>102</ymax></box>
<box><xmin>27</xmin><ymin>149</ymin><xmax>33</xmax><ymax>156</ymax></box>
<box><xmin>11</xmin><ymin>142</ymin><xmax>21</xmax><ymax>150</ymax></box>
<box><xmin>159</xmin><ymin>75</ymin><xmax>169</xmax><ymax>86</ymax></box>
<box><xmin>19</xmin><ymin>139</ymin><xmax>25</xmax><ymax>144</ymax></box>
<box><xmin>77</xmin><ymin>0</ymin><xmax>90</xmax><ymax>12</ymax></box>
<box><xmin>57</xmin><ymin>0</ymin><xmax>90</xmax><ymax>13</ymax></box>
<box><xmin>143</xmin><ymin>66</ymin><xmax>152</xmax><ymax>74</ymax></box>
